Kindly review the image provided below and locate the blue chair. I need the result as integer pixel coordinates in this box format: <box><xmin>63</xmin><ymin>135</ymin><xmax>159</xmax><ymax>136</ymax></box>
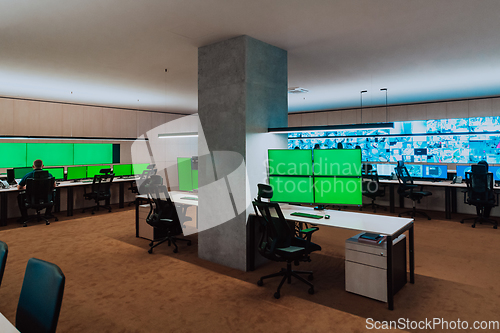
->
<box><xmin>16</xmin><ymin>258</ymin><xmax>65</xmax><ymax>333</ymax></box>
<box><xmin>0</xmin><ymin>241</ymin><xmax>7</xmax><ymax>288</ymax></box>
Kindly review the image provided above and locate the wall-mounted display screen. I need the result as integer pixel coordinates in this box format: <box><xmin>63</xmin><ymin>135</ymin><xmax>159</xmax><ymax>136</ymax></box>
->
<box><xmin>66</xmin><ymin>166</ymin><xmax>87</xmax><ymax>181</ymax></box>
<box><xmin>27</xmin><ymin>143</ymin><xmax>74</xmax><ymax>167</ymax></box>
<box><xmin>423</xmin><ymin>165</ymin><xmax>448</xmax><ymax>179</ymax></box>
<box><xmin>268</xmin><ymin>149</ymin><xmax>313</xmax><ymax>176</ymax></box>
<box><xmin>269</xmin><ymin>176</ymin><xmax>314</xmax><ymax>204</ymax></box>
<box><xmin>113</xmin><ymin>164</ymin><xmax>132</xmax><ymax>177</ymax></box>
<box><xmin>74</xmin><ymin>144</ymin><xmax>113</xmax><ymax>165</ymax></box>
<box><xmin>313</xmin><ymin>149</ymin><xmax>361</xmax><ymax>176</ymax></box>
<box><xmin>0</xmin><ymin>143</ymin><xmax>27</xmax><ymax>168</ymax></box>
<box><xmin>45</xmin><ymin>167</ymin><xmax>65</xmax><ymax>180</ymax></box>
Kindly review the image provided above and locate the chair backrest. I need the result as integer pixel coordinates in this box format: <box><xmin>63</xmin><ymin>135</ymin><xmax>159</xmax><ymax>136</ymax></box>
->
<box><xmin>91</xmin><ymin>173</ymin><xmax>114</xmax><ymax>197</ymax></box>
<box><xmin>362</xmin><ymin>169</ymin><xmax>381</xmax><ymax>194</ymax></box>
<box><xmin>0</xmin><ymin>241</ymin><xmax>7</xmax><ymax>288</ymax></box>
<box><xmin>25</xmin><ymin>177</ymin><xmax>55</xmax><ymax>209</ymax></box>
<box><xmin>395</xmin><ymin>163</ymin><xmax>413</xmax><ymax>187</ymax></box>
<box><xmin>33</xmin><ymin>170</ymin><xmax>49</xmax><ymax>179</ymax></box>
<box><xmin>465</xmin><ymin>164</ymin><xmax>494</xmax><ymax>204</ymax></box>
<box><xmin>143</xmin><ymin>176</ymin><xmax>182</xmax><ymax>232</ymax></box>
<box><xmin>16</xmin><ymin>258</ymin><xmax>65</xmax><ymax>333</ymax></box>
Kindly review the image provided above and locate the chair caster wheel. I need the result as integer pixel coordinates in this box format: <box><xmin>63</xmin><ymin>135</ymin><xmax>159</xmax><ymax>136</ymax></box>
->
<box><xmin>398</xmin><ymin>214</ymin><xmax>402</xmax><ymax>217</ymax></box>
<box><xmin>91</xmin><ymin>211</ymin><xmax>95</xmax><ymax>215</ymax></box>
<box><xmin>308</xmin><ymin>274</ymin><xmax>314</xmax><ymax>281</ymax></box>
<box><xmin>257</xmin><ymin>280</ymin><xmax>263</xmax><ymax>287</ymax></box>
<box><xmin>472</xmin><ymin>225</ymin><xmax>475</xmax><ymax>228</ymax></box>
<box><xmin>460</xmin><ymin>220</ymin><xmax>464</xmax><ymax>224</ymax></box>
<box><xmin>494</xmin><ymin>225</ymin><xmax>498</xmax><ymax>229</ymax></box>
<box><xmin>428</xmin><ymin>217</ymin><xmax>431</xmax><ymax>220</ymax></box>
<box><xmin>173</xmin><ymin>249</ymin><xmax>178</xmax><ymax>253</ymax></box>
<box><xmin>187</xmin><ymin>241</ymin><xmax>192</xmax><ymax>246</ymax></box>
<box><xmin>148</xmin><ymin>249</ymin><xmax>153</xmax><ymax>254</ymax></box>
<box><xmin>46</xmin><ymin>222</ymin><xmax>50</xmax><ymax>225</ymax></box>
<box><xmin>55</xmin><ymin>218</ymin><xmax>58</xmax><ymax>221</ymax></box>
<box><xmin>23</xmin><ymin>224</ymin><xmax>27</xmax><ymax>227</ymax></box>
<box><xmin>308</xmin><ymin>287</ymin><xmax>314</xmax><ymax>295</ymax></box>
<box><xmin>149</xmin><ymin>242</ymin><xmax>153</xmax><ymax>247</ymax></box>
<box><xmin>274</xmin><ymin>292</ymin><xmax>280</xmax><ymax>299</ymax></box>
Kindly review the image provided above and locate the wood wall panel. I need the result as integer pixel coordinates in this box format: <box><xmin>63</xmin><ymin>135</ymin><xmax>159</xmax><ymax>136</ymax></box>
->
<box><xmin>121</xmin><ymin>110</ymin><xmax>137</xmax><ymax>138</ymax></box>
<box><xmin>447</xmin><ymin>100</ymin><xmax>468</xmax><ymax>119</ymax></box>
<box><xmin>102</xmin><ymin>108</ymin><xmax>121</xmax><ymax>138</ymax></box>
<box><xmin>426</xmin><ymin>102</ymin><xmax>447</xmax><ymax>120</ymax></box>
<box><xmin>0</xmin><ymin>98</ymin><xmax>14</xmax><ymax>136</ymax></box>
<box><xmin>288</xmin><ymin>113</ymin><xmax>301</xmax><ymax>127</ymax></box>
<box><xmin>407</xmin><ymin>104</ymin><xmax>426</xmax><ymax>121</ymax></box>
<box><xmin>83</xmin><ymin>106</ymin><xmax>103</xmax><ymax>137</ymax></box>
<box><xmin>314</xmin><ymin>112</ymin><xmax>328</xmax><ymax>126</ymax></box>
<box><xmin>387</xmin><ymin>105</ymin><xmax>407</xmax><ymax>122</ymax></box>
<box><xmin>341</xmin><ymin>109</ymin><xmax>360</xmax><ymax>124</ymax></box>
<box><xmin>39</xmin><ymin>102</ymin><xmax>63</xmax><ymax>137</ymax></box>
<box><xmin>136</xmin><ymin>111</ymin><xmax>152</xmax><ymax>137</ymax></box>
<box><xmin>301</xmin><ymin>113</ymin><xmax>315</xmax><ymax>126</ymax></box>
<box><xmin>13</xmin><ymin>99</ymin><xmax>40</xmax><ymax>136</ymax></box>
<box><xmin>371</xmin><ymin>107</ymin><xmax>387</xmax><ymax>123</ymax></box>
<box><xmin>469</xmin><ymin>99</ymin><xmax>492</xmax><ymax>118</ymax></box>
<box><xmin>327</xmin><ymin>111</ymin><xmax>341</xmax><ymax>125</ymax></box>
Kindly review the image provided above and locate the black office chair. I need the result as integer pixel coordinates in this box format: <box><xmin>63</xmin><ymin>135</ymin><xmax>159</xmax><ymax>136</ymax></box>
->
<box><xmin>395</xmin><ymin>161</ymin><xmax>432</xmax><ymax>220</ymax></box>
<box><xmin>128</xmin><ymin>164</ymin><xmax>156</xmax><ymax>206</ymax></box>
<box><xmin>22</xmin><ymin>171</ymin><xmax>58</xmax><ymax>227</ymax></box>
<box><xmin>361</xmin><ymin>164</ymin><xmax>386</xmax><ymax>213</ymax></box>
<box><xmin>253</xmin><ymin>184</ymin><xmax>321</xmax><ymax>299</ymax></box>
<box><xmin>144</xmin><ymin>175</ymin><xmax>191</xmax><ymax>254</ymax></box>
<box><xmin>83</xmin><ymin>170</ymin><xmax>114</xmax><ymax>214</ymax></box>
<box><xmin>0</xmin><ymin>240</ymin><xmax>7</xmax><ymax>288</ymax></box>
<box><xmin>461</xmin><ymin>164</ymin><xmax>498</xmax><ymax>229</ymax></box>
<box><xmin>16</xmin><ymin>258</ymin><xmax>65</xmax><ymax>333</ymax></box>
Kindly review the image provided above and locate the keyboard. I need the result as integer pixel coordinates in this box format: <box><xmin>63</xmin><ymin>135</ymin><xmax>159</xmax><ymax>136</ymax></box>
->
<box><xmin>290</xmin><ymin>212</ymin><xmax>323</xmax><ymax>219</ymax></box>
<box><xmin>180</xmin><ymin>197</ymin><xmax>198</xmax><ymax>200</ymax></box>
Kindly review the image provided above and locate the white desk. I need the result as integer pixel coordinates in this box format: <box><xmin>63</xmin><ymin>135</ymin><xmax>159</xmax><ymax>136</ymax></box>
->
<box><xmin>0</xmin><ymin>313</ymin><xmax>19</xmax><ymax>333</ymax></box>
<box><xmin>248</xmin><ymin>204</ymin><xmax>414</xmax><ymax>310</ymax></box>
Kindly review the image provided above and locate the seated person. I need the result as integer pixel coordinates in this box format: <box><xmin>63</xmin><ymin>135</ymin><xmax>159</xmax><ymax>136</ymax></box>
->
<box><xmin>17</xmin><ymin>159</ymin><xmax>56</xmax><ymax>222</ymax></box>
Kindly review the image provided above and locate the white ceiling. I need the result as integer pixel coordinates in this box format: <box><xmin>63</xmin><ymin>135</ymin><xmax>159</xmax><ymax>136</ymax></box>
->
<box><xmin>2</xmin><ymin>0</ymin><xmax>500</xmax><ymax>114</ymax></box>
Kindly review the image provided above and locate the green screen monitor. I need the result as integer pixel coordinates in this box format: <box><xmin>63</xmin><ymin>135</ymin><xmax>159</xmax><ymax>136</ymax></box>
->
<box><xmin>113</xmin><ymin>164</ymin><xmax>132</xmax><ymax>177</ymax></box>
<box><xmin>66</xmin><ymin>166</ymin><xmax>87</xmax><ymax>181</ymax></box>
<box><xmin>313</xmin><ymin>149</ymin><xmax>362</xmax><ymax>176</ymax></box>
<box><xmin>268</xmin><ymin>149</ymin><xmax>313</xmax><ymax>176</ymax></box>
<box><xmin>14</xmin><ymin>167</ymin><xmax>33</xmax><ymax>179</ymax></box>
<box><xmin>132</xmin><ymin>163</ymin><xmax>149</xmax><ymax>176</ymax></box>
<box><xmin>269</xmin><ymin>176</ymin><xmax>314</xmax><ymax>204</ymax></box>
<box><xmin>178</xmin><ymin>157</ymin><xmax>193</xmax><ymax>191</ymax></box>
<box><xmin>87</xmin><ymin>165</ymin><xmax>110</xmax><ymax>179</ymax></box>
<box><xmin>45</xmin><ymin>167</ymin><xmax>65</xmax><ymax>180</ymax></box>
<box><xmin>74</xmin><ymin>143</ymin><xmax>113</xmax><ymax>165</ymax></box>
<box><xmin>314</xmin><ymin>177</ymin><xmax>362</xmax><ymax>205</ymax></box>
<box><xmin>0</xmin><ymin>143</ymin><xmax>27</xmax><ymax>168</ymax></box>
<box><xmin>26</xmin><ymin>143</ymin><xmax>74</xmax><ymax>167</ymax></box>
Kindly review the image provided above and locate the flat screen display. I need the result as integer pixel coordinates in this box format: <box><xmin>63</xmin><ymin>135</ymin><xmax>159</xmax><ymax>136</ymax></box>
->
<box><xmin>178</xmin><ymin>157</ymin><xmax>193</xmax><ymax>191</ymax></box>
<box><xmin>375</xmin><ymin>163</ymin><xmax>397</xmax><ymax>177</ymax></box>
<box><xmin>0</xmin><ymin>143</ymin><xmax>27</xmax><ymax>168</ymax></box>
<box><xmin>74</xmin><ymin>144</ymin><xmax>113</xmax><ymax>165</ymax></box>
<box><xmin>313</xmin><ymin>149</ymin><xmax>361</xmax><ymax>176</ymax></box>
<box><xmin>26</xmin><ymin>143</ymin><xmax>74</xmax><ymax>167</ymax></box>
<box><xmin>422</xmin><ymin>165</ymin><xmax>447</xmax><ymax>179</ymax></box>
<box><xmin>268</xmin><ymin>149</ymin><xmax>313</xmax><ymax>176</ymax></box>
<box><xmin>14</xmin><ymin>167</ymin><xmax>32</xmax><ymax>179</ymax></box>
<box><xmin>456</xmin><ymin>165</ymin><xmax>471</xmax><ymax>178</ymax></box>
<box><xmin>87</xmin><ymin>165</ymin><xmax>110</xmax><ymax>179</ymax></box>
<box><xmin>405</xmin><ymin>164</ymin><xmax>423</xmax><ymax>178</ymax></box>
<box><xmin>113</xmin><ymin>164</ymin><xmax>132</xmax><ymax>177</ymax></box>
<box><xmin>269</xmin><ymin>176</ymin><xmax>314</xmax><ymax>204</ymax></box>
<box><xmin>314</xmin><ymin>177</ymin><xmax>362</xmax><ymax>205</ymax></box>
<box><xmin>45</xmin><ymin>167</ymin><xmax>65</xmax><ymax>180</ymax></box>
<box><xmin>488</xmin><ymin>166</ymin><xmax>500</xmax><ymax>181</ymax></box>
<box><xmin>132</xmin><ymin>163</ymin><xmax>149</xmax><ymax>176</ymax></box>
<box><xmin>66</xmin><ymin>166</ymin><xmax>87</xmax><ymax>181</ymax></box>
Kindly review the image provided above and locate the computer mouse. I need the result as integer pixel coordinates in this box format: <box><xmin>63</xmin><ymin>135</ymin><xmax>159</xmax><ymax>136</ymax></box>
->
<box><xmin>325</xmin><ymin>215</ymin><xmax>330</xmax><ymax>219</ymax></box>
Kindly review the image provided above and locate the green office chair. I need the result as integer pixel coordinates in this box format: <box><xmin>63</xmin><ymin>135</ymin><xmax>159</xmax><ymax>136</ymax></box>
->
<box><xmin>16</xmin><ymin>258</ymin><xmax>65</xmax><ymax>333</ymax></box>
<box><xmin>253</xmin><ymin>184</ymin><xmax>321</xmax><ymax>299</ymax></box>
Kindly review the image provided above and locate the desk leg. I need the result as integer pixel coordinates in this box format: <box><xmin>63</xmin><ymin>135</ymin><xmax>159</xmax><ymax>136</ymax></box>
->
<box><xmin>445</xmin><ymin>187</ymin><xmax>451</xmax><ymax>219</ymax></box>
<box><xmin>389</xmin><ymin>184</ymin><xmax>395</xmax><ymax>213</ymax></box>
<box><xmin>409</xmin><ymin>224</ymin><xmax>415</xmax><ymax>284</ymax></box>
<box><xmin>1</xmin><ymin>192</ymin><xmax>7</xmax><ymax>227</ymax></box>
<box><xmin>67</xmin><ymin>187</ymin><xmax>74</xmax><ymax>217</ymax></box>
<box><xmin>54</xmin><ymin>188</ymin><xmax>61</xmax><ymax>213</ymax></box>
<box><xmin>247</xmin><ymin>215</ymin><xmax>256</xmax><ymax>272</ymax></box>
<box><xmin>135</xmin><ymin>197</ymin><xmax>139</xmax><ymax>238</ymax></box>
<box><xmin>387</xmin><ymin>235</ymin><xmax>394</xmax><ymax>310</ymax></box>
<box><xmin>451</xmin><ymin>188</ymin><xmax>457</xmax><ymax>214</ymax></box>
<box><xmin>119</xmin><ymin>182</ymin><xmax>125</xmax><ymax>208</ymax></box>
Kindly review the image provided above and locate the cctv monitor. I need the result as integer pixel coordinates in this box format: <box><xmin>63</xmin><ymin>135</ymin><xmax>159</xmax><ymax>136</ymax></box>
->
<box><xmin>66</xmin><ymin>166</ymin><xmax>87</xmax><ymax>181</ymax></box>
<box><xmin>456</xmin><ymin>165</ymin><xmax>471</xmax><ymax>179</ymax></box>
<box><xmin>269</xmin><ymin>176</ymin><xmax>314</xmax><ymax>204</ymax></box>
<box><xmin>422</xmin><ymin>164</ymin><xmax>447</xmax><ymax>180</ymax></box>
<box><xmin>14</xmin><ymin>167</ymin><xmax>33</xmax><ymax>179</ymax></box>
<box><xmin>268</xmin><ymin>149</ymin><xmax>313</xmax><ymax>176</ymax></box>
<box><xmin>375</xmin><ymin>163</ymin><xmax>397</xmax><ymax>177</ymax></box>
<box><xmin>113</xmin><ymin>164</ymin><xmax>132</xmax><ymax>177</ymax></box>
<box><xmin>313</xmin><ymin>149</ymin><xmax>361</xmax><ymax>176</ymax></box>
<box><xmin>45</xmin><ymin>167</ymin><xmax>65</xmax><ymax>180</ymax></box>
<box><xmin>314</xmin><ymin>177</ymin><xmax>362</xmax><ymax>205</ymax></box>
<box><xmin>488</xmin><ymin>166</ymin><xmax>500</xmax><ymax>181</ymax></box>
<box><xmin>87</xmin><ymin>165</ymin><xmax>110</xmax><ymax>179</ymax></box>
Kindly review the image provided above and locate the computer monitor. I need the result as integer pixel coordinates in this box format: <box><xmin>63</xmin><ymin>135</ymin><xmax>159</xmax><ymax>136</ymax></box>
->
<box><xmin>14</xmin><ymin>167</ymin><xmax>33</xmax><ymax>179</ymax></box>
<box><xmin>132</xmin><ymin>163</ymin><xmax>149</xmax><ymax>176</ymax></box>
<box><xmin>313</xmin><ymin>149</ymin><xmax>361</xmax><ymax>176</ymax></box>
<box><xmin>375</xmin><ymin>163</ymin><xmax>397</xmax><ymax>177</ymax></box>
<box><xmin>314</xmin><ymin>177</ymin><xmax>362</xmax><ymax>205</ymax></box>
<box><xmin>112</xmin><ymin>164</ymin><xmax>132</xmax><ymax>177</ymax></box>
<box><xmin>66</xmin><ymin>166</ymin><xmax>87</xmax><ymax>181</ymax></box>
<box><xmin>45</xmin><ymin>167</ymin><xmax>65</xmax><ymax>181</ymax></box>
<box><xmin>87</xmin><ymin>165</ymin><xmax>110</xmax><ymax>179</ymax></box>
<box><xmin>268</xmin><ymin>149</ymin><xmax>313</xmax><ymax>176</ymax></box>
<box><xmin>405</xmin><ymin>164</ymin><xmax>423</xmax><ymax>178</ymax></box>
<box><xmin>488</xmin><ymin>166</ymin><xmax>500</xmax><ymax>181</ymax></box>
<box><xmin>269</xmin><ymin>176</ymin><xmax>314</xmax><ymax>204</ymax></box>
<box><xmin>456</xmin><ymin>165</ymin><xmax>471</xmax><ymax>179</ymax></box>
<box><xmin>422</xmin><ymin>164</ymin><xmax>447</xmax><ymax>179</ymax></box>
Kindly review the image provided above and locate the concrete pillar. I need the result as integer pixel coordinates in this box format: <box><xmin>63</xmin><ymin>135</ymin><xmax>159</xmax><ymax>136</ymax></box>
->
<box><xmin>197</xmin><ymin>35</ymin><xmax>288</xmax><ymax>271</ymax></box>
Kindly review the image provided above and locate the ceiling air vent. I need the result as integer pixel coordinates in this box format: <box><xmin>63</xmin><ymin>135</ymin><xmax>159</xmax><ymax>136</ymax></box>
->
<box><xmin>288</xmin><ymin>87</ymin><xmax>309</xmax><ymax>94</ymax></box>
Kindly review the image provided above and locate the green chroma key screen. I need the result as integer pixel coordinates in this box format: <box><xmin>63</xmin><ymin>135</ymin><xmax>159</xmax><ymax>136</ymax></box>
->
<box><xmin>268</xmin><ymin>149</ymin><xmax>313</xmax><ymax>176</ymax></box>
<box><xmin>314</xmin><ymin>177</ymin><xmax>362</xmax><ymax>205</ymax></box>
<box><xmin>87</xmin><ymin>165</ymin><xmax>110</xmax><ymax>178</ymax></box>
<box><xmin>269</xmin><ymin>176</ymin><xmax>314</xmax><ymax>204</ymax></box>
<box><xmin>0</xmin><ymin>143</ymin><xmax>27</xmax><ymax>168</ymax></box>
<box><xmin>313</xmin><ymin>149</ymin><xmax>362</xmax><ymax>176</ymax></box>
<box><xmin>132</xmin><ymin>163</ymin><xmax>149</xmax><ymax>175</ymax></box>
<box><xmin>113</xmin><ymin>164</ymin><xmax>132</xmax><ymax>177</ymax></box>
<box><xmin>45</xmin><ymin>167</ymin><xmax>65</xmax><ymax>180</ymax></box>
<box><xmin>178</xmin><ymin>157</ymin><xmax>193</xmax><ymax>191</ymax></box>
<box><xmin>27</xmin><ymin>143</ymin><xmax>74</xmax><ymax>166</ymax></box>
<box><xmin>66</xmin><ymin>166</ymin><xmax>87</xmax><ymax>181</ymax></box>
<box><xmin>74</xmin><ymin>144</ymin><xmax>113</xmax><ymax>165</ymax></box>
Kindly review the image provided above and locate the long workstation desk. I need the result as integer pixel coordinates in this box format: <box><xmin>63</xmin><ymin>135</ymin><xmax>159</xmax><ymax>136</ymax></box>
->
<box><xmin>0</xmin><ymin>177</ymin><xmax>139</xmax><ymax>226</ymax></box>
<box><xmin>247</xmin><ymin>204</ymin><xmax>414</xmax><ymax>310</ymax></box>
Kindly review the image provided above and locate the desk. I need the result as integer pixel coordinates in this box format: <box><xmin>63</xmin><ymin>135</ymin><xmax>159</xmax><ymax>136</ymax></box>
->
<box><xmin>380</xmin><ymin>179</ymin><xmax>466</xmax><ymax>219</ymax></box>
<box><xmin>0</xmin><ymin>313</ymin><xmax>19</xmax><ymax>333</ymax></box>
<box><xmin>247</xmin><ymin>204</ymin><xmax>414</xmax><ymax>310</ymax></box>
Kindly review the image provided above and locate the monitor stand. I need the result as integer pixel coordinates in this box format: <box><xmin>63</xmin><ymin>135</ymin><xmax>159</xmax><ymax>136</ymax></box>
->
<box><xmin>314</xmin><ymin>205</ymin><xmax>325</xmax><ymax>210</ymax></box>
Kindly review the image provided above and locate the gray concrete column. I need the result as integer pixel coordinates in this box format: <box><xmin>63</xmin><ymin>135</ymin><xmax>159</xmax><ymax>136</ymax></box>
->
<box><xmin>198</xmin><ymin>35</ymin><xmax>288</xmax><ymax>271</ymax></box>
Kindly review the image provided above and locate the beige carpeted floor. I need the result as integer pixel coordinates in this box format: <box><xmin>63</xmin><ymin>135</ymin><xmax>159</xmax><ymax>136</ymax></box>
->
<box><xmin>0</xmin><ymin>205</ymin><xmax>499</xmax><ymax>333</ymax></box>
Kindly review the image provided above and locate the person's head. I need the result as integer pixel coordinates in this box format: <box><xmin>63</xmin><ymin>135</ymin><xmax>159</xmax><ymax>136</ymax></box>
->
<box><xmin>314</xmin><ymin>144</ymin><xmax>320</xmax><ymax>150</ymax></box>
<box><xmin>478</xmin><ymin>160</ymin><xmax>489</xmax><ymax>171</ymax></box>
<box><xmin>294</xmin><ymin>146</ymin><xmax>300</xmax><ymax>150</ymax></box>
<box><xmin>33</xmin><ymin>159</ymin><xmax>43</xmax><ymax>170</ymax></box>
<box><xmin>337</xmin><ymin>142</ymin><xmax>343</xmax><ymax>149</ymax></box>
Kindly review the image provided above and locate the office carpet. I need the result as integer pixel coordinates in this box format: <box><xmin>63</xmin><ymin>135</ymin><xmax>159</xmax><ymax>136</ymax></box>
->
<box><xmin>0</xmin><ymin>207</ymin><xmax>499</xmax><ymax>333</ymax></box>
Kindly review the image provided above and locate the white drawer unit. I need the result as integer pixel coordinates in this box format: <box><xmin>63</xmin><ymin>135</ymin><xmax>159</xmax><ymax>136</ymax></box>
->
<box><xmin>345</xmin><ymin>233</ymin><xmax>407</xmax><ymax>302</ymax></box>
<box><xmin>138</xmin><ymin>204</ymin><xmax>154</xmax><ymax>240</ymax></box>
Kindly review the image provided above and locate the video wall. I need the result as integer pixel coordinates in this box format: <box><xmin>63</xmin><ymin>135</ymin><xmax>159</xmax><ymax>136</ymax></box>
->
<box><xmin>288</xmin><ymin>116</ymin><xmax>500</xmax><ymax>164</ymax></box>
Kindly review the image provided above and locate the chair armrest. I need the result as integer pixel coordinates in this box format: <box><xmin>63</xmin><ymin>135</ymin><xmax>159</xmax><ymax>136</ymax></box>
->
<box><xmin>159</xmin><ymin>218</ymin><xmax>173</xmax><ymax>223</ymax></box>
<box><xmin>299</xmin><ymin>227</ymin><xmax>319</xmax><ymax>243</ymax></box>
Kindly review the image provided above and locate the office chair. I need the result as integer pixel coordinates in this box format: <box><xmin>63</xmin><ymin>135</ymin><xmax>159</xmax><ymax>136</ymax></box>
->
<box><xmin>16</xmin><ymin>258</ymin><xmax>65</xmax><ymax>333</ymax></box>
<box><xmin>0</xmin><ymin>240</ymin><xmax>7</xmax><ymax>288</ymax></box>
<box><xmin>361</xmin><ymin>164</ymin><xmax>386</xmax><ymax>213</ymax></box>
<box><xmin>83</xmin><ymin>170</ymin><xmax>114</xmax><ymax>214</ymax></box>
<box><xmin>144</xmin><ymin>175</ymin><xmax>191</xmax><ymax>254</ymax></box>
<box><xmin>395</xmin><ymin>161</ymin><xmax>432</xmax><ymax>220</ymax></box>
<box><xmin>461</xmin><ymin>164</ymin><xmax>498</xmax><ymax>229</ymax></box>
<box><xmin>128</xmin><ymin>164</ymin><xmax>156</xmax><ymax>206</ymax></box>
<box><xmin>22</xmin><ymin>171</ymin><xmax>58</xmax><ymax>227</ymax></box>
<box><xmin>253</xmin><ymin>184</ymin><xmax>321</xmax><ymax>299</ymax></box>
